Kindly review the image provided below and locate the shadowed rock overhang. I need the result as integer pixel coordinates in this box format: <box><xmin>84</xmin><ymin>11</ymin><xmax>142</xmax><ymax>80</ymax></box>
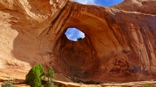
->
<box><xmin>0</xmin><ymin>0</ymin><xmax>156</xmax><ymax>82</ymax></box>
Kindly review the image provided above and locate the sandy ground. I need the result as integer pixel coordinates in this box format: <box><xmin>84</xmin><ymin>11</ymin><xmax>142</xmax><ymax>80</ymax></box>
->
<box><xmin>1</xmin><ymin>80</ymin><xmax>156</xmax><ymax>87</ymax></box>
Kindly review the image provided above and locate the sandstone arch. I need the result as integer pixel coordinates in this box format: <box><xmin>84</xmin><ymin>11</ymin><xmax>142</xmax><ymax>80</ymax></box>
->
<box><xmin>0</xmin><ymin>0</ymin><xmax>156</xmax><ymax>82</ymax></box>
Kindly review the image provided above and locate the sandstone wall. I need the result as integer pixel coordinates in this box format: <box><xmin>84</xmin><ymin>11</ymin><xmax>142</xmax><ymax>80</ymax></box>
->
<box><xmin>0</xmin><ymin>0</ymin><xmax>156</xmax><ymax>82</ymax></box>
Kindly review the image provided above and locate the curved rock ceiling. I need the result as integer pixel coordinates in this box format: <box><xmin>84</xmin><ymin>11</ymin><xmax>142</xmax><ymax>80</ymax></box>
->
<box><xmin>0</xmin><ymin>0</ymin><xmax>156</xmax><ymax>82</ymax></box>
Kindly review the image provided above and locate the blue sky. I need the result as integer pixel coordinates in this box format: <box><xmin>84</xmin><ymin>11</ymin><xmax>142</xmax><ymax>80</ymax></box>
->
<box><xmin>73</xmin><ymin>0</ymin><xmax>124</xmax><ymax>7</ymax></box>
<box><xmin>65</xmin><ymin>28</ymin><xmax>85</xmax><ymax>41</ymax></box>
<box><xmin>65</xmin><ymin>0</ymin><xmax>124</xmax><ymax>41</ymax></box>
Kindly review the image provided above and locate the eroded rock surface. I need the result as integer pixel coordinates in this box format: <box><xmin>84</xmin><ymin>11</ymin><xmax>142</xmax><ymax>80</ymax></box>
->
<box><xmin>0</xmin><ymin>0</ymin><xmax>156</xmax><ymax>82</ymax></box>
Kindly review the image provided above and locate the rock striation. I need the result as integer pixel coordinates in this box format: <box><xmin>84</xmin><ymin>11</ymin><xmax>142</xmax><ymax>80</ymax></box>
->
<box><xmin>0</xmin><ymin>0</ymin><xmax>156</xmax><ymax>82</ymax></box>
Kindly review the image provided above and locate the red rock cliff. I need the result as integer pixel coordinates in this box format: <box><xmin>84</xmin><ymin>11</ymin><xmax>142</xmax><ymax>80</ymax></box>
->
<box><xmin>0</xmin><ymin>0</ymin><xmax>156</xmax><ymax>82</ymax></box>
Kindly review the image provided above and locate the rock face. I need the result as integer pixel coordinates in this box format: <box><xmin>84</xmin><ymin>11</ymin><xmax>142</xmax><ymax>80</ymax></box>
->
<box><xmin>0</xmin><ymin>0</ymin><xmax>156</xmax><ymax>82</ymax></box>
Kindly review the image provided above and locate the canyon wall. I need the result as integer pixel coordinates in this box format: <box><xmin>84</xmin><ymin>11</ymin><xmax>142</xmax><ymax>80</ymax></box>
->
<box><xmin>0</xmin><ymin>0</ymin><xmax>156</xmax><ymax>82</ymax></box>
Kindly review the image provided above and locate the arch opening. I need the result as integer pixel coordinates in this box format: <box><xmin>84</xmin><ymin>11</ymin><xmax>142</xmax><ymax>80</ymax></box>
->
<box><xmin>73</xmin><ymin>0</ymin><xmax>124</xmax><ymax>7</ymax></box>
<box><xmin>65</xmin><ymin>27</ymin><xmax>85</xmax><ymax>41</ymax></box>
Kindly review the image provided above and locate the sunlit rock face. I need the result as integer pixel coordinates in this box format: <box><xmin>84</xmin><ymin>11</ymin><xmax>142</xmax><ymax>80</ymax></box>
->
<box><xmin>0</xmin><ymin>0</ymin><xmax>156</xmax><ymax>82</ymax></box>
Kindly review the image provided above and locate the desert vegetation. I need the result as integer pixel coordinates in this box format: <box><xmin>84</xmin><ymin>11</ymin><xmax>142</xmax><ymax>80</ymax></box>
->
<box><xmin>25</xmin><ymin>64</ymin><xmax>55</xmax><ymax>87</ymax></box>
<box><xmin>1</xmin><ymin>81</ymin><xmax>14</xmax><ymax>87</ymax></box>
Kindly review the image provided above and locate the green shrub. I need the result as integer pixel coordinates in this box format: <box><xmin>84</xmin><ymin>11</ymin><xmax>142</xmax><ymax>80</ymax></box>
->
<box><xmin>44</xmin><ymin>80</ymin><xmax>55</xmax><ymax>87</ymax></box>
<box><xmin>1</xmin><ymin>81</ymin><xmax>13</xmax><ymax>87</ymax></box>
<box><xmin>144</xmin><ymin>84</ymin><xmax>151</xmax><ymax>87</ymax></box>
<box><xmin>25</xmin><ymin>64</ymin><xmax>44</xmax><ymax>87</ymax></box>
<box><xmin>45</xmin><ymin>68</ymin><xmax>55</xmax><ymax>87</ymax></box>
<box><xmin>46</xmin><ymin>68</ymin><xmax>55</xmax><ymax>80</ymax></box>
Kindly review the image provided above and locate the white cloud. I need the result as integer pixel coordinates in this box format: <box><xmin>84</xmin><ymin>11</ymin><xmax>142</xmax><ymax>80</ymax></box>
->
<box><xmin>73</xmin><ymin>0</ymin><xmax>96</xmax><ymax>5</ymax></box>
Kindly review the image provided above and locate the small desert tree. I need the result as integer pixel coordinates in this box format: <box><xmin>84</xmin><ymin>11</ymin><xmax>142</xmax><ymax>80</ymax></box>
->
<box><xmin>45</xmin><ymin>67</ymin><xmax>55</xmax><ymax>87</ymax></box>
<box><xmin>25</xmin><ymin>64</ymin><xmax>44</xmax><ymax>87</ymax></box>
<box><xmin>77</xmin><ymin>37</ymin><xmax>83</xmax><ymax>41</ymax></box>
